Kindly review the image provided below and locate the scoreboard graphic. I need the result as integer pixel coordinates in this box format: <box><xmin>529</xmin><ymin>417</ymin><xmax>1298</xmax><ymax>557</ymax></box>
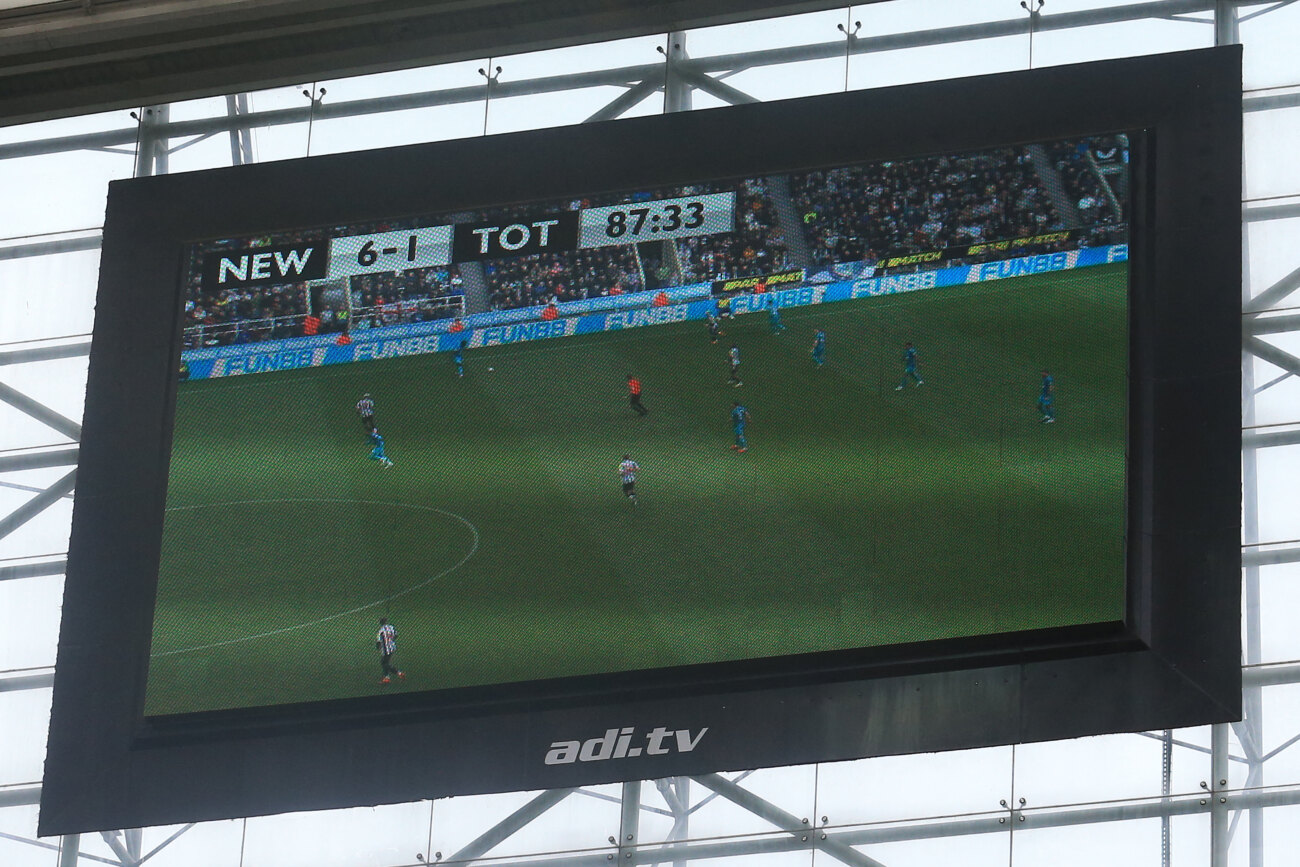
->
<box><xmin>200</xmin><ymin>191</ymin><xmax>737</xmax><ymax>290</ymax></box>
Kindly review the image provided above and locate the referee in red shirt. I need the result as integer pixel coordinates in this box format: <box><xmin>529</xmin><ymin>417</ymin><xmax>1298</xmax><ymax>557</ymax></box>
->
<box><xmin>626</xmin><ymin>373</ymin><xmax>648</xmax><ymax>416</ymax></box>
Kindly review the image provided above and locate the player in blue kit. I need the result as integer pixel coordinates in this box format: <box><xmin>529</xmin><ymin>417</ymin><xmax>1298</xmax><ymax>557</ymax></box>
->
<box><xmin>369</xmin><ymin>428</ymin><xmax>395</xmax><ymax>468</ymax></box>
<box><xmin>811</xmin><ymin>329</ymin><xmax>826</xmax><ymax>367</ymax></box>
<box><xmin>1039</xmin><ymin>370</ymin><xmax>1056</xmax><ymax>423</ymax></box>
<box><xmin>895</xmin><ymin>342</ymin><xmax>923</xmax><ymax>389</ymax></box>
<box><xmin>454</xmin><ymin>340</ymin><xmax>467</xmax><ymax>378</ymax></box>
<box><xmin>768</xmin><ymin>295</ymin><xmax>786</xmax><ymax>334</ymax></box>
<box><xmin>730</xmin><ymin>401</ymin><xmax>751</xmax><ymax>453</ymax></box>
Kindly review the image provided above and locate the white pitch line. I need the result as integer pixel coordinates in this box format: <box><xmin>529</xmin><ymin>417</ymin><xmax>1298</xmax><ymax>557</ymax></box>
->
<box><xmin>150</xmin><ymin>497</ymin><xmax>479</xmax><ymax>657</ymax></box>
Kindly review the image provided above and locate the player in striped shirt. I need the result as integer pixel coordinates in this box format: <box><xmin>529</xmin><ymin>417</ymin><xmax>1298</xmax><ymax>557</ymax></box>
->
<box><xmin>619</xmin><ymin>454</ymin><xmax>640</xmax><ymax>504</ymax></box>
<box><xmin>706</xmin><ymin>312</ymin><xmax>724</xmax><ymax>344</ymax></box>
<box><xmin>727</xmin><ymin>344</ymin><xmax>743</xmax><ymax>387</ymax></box>
<box><xmin>626</xmin><ymin>374</ymin><xmax>648</xmax><ymax>416</ymax></box>
<box><xmin>356</xmin><ymin>393</ymin><xmax>376</xmax><ymax>432</ymax></box>
<box><xmin>375</xmin><ymin>617</ymin><xmax>405</xmax><ymax>684</ymax></box>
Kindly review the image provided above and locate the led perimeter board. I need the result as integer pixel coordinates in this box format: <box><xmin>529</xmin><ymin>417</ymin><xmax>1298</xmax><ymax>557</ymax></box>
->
<box><xmin>42</xmin><ymin>47</ymin><xmax>1242</xmax><ymax>834</ymax></box>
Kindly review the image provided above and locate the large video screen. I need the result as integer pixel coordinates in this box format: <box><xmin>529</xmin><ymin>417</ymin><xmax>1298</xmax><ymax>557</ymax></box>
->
<box><xmin>146</xmin><ymin>135</ymin><xmax>1133</xmax><ymax>717</ymax></box>
<box><xmin>43</xmin><ymin>50</ymin><xmax>1242</xmax><ymax>835</ymax></box>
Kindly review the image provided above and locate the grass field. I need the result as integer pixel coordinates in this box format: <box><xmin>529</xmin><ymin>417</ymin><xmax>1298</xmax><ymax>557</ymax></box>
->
<box><xmin>145</xmin><ymin>263</ymin><xmax>1128</xmax><ymax>716</ymax></box>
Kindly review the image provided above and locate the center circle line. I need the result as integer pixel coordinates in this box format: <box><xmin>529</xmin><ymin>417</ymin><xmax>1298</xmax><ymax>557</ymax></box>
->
<box><xmin>150</xmin><ymin>497</ymin><xmax>479</xmax><ymax>657</ymax></box>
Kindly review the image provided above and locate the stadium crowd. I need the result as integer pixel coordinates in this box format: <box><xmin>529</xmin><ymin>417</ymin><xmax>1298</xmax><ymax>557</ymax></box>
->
<box><xmin>183</xmin><ymin>280</ymin><xmax>311</xmax><ymax>347</ymax></box>
<box><xmin>790</xmin><ymin>146</ymin><xmax>1072</xmax><ymax>273</ymax></box>
<box><xmin>1048</xmin><ymin>135</ymin><xmax>1130</xmax><ymax>247</ymax></box>
<box><xmin>184</xmin><ymin>221</ymin><xmax>467</xmax><ymax>345</ymax></box>
<box><xmin>350</xmin><ymin>267</ymin><xmax>464</xmax><ymax>328</ymax></box>
<box><xmin>480</xmin><ymin>179</ymin><xmax>795</xmax><ymax>310</ymax></box>
<box><xmin>182</xmin><ymin>267</ymin><xmax>466</xmax><ymax>346</ymax></box>
<box><xmin>184</xmin><ymin>136</ymin><xmax>1131</xmax><ymax>342</ymax></box>
<box><xmin>485</xmin><ymin>248</ymin><xmax>642</xmax><ymax>310</ymax></box>
<box><xmin>678</xmin><ymin>178</ymin><xmax>792</xmax><ymax>282</ymax></box>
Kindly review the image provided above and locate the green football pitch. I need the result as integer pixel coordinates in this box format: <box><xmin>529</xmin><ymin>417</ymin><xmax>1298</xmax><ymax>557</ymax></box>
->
<box><xmin>145</xmin><ymin>263</ymin><xmax>1128</xmax><ymax>716</ymax></box>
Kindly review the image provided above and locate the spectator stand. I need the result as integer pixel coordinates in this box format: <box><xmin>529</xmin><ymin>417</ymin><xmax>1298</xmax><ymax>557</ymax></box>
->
<box><xmin>182</xmin><ymin>265</ymin><xmax>466</xmax><ymax>350</ymax></box>
<box><xmin>349</xmin><ymin>265</ymin><xmax>465</xmax><ymax>332</ymax></box>
<box><xmin>790</xmin><ymin>142</ymin><xmax>1130</xmax><ymax>283</ymax></box>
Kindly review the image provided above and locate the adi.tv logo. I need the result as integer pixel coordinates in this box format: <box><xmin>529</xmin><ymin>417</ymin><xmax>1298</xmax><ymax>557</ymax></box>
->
<box><xmin>544</xmin><ymin>726</ymin><xmax>708</xmax><ymax>765</ymax></box>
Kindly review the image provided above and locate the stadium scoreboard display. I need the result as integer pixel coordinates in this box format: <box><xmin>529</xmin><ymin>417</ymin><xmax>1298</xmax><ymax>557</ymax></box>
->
<box><xmin>201</xmin><ymin>191</ymin><xmax>737</xmax><ymax>290</ymax></box>
<box><xmin>42</xmin><ymin>48</ymin><xmax>1242</xmax><ymax>834</ymax></box>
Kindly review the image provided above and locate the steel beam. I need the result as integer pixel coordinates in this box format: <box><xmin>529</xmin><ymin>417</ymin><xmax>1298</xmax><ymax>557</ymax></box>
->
<box><xmin>0</xmin><ymin>477</ymin><xmax>74</xmax><ymax>498</ymax></box>
<box><xmin>1240</xmin><ymin>165</ymin><xmax>1269</xmax><ymax>865</ymax></box>
<box><xmin>620</xmin><ymin>780</ymin><xmax>642</xmax><ymax>849</ymax></box>
<box><xmin>1215</xmin><ymin>0</ymin><xmax>1242</xmax><ymax>45</ymax></box>
<box><xmin>225</xmin><ymin>93</ymin><xmax>254</xmax><ymax>166</ymax></box>
<box><xmin>1162</xmin><ymin>729</ymin><xmax>1173</xmax><ymax>867</ymax></box>
<box><xmin>442</xmin><ymin>783</ymin><xmax>1300</xmax><ymax>867</ymax></box>
<box><xmin>1244</xmin><ymin>201</ymin><xmax>1300</xmax><ymax>223</ymax></box>
<box><xmin>0</xmin><ymin>2</ymin><xmax>1260</xmax><ymax>164</ymax></box>
<box><xmin>0</xmin><ymin>832</ymin><xmax>116</xmax><ymax>867</ymax></box>
<box><xmin>1242</xmin><ymin>545</ymin><xmax>1300</xmax><ymax>566</ymax></box>
<box><xmin>672</xmin><ymin>66</ymin><xmax>759</xmax><ymax>106</ymax></box>
<box><xmin>0</xmin><ymin>557</ymin><xmax>65</xmax><ymax>581</ymax></box>
<box><xmin>446</xmin><ymin>788</ymin><xmax>576</xmax><ymax>864</ymax></box>
<box><xmin>0</xmin><ymin>233</ymin><xmax>100</xmax><ymax>261</ymax></box>
<box><xmin>0</xmin><ymin>784</ymin><xmax>41</xmax><ymax>807</ymax></box>
<box><xmin>1212</xmin><ymin>724</ymin><xmax>1230</xmax><ymax>867</ymax></box>
<box><xmin>125</xmin><ymin>827</ymin><xmax>142</xmax><ymax>863</ymax></box>
<box><xmin>0</xmin><ymin>671</ymin><xmax>54</xmax><ymax>692</ymax></box>
<box><xmin>0</xmin><ymin>341</ymin><xmax>91</xmax><ymax>366</ymax></box>
<box><xmin>1244</xmin><ymin>263</ymin><xmax>1300</xmax><ymax>314</ymax></box>
<box><xmin>1244</xmin><ymin>335</ymin><xmax>1300</xmax><ymax>377</ymax></box>
<box><xmin>673</xmin><ymin>777</ymin><xmax>689</xmax><ymax>867</ymax></box>
<box><xmin>2</xmin><ymin>772</ymin><xmax>1297</xmax><ymax>867</ymax></box>
<box><xmin>663</xmin><ymin>33</ymin><xmax>692</xmax><ymax>115</ymax></box>
<box><xmin>135</xmin><ymin>104</ymin><xmax>169</xmax><ymax>179</ymax></box>
<box><xmin>585</xmin><ymin>79</ymin><xmax>661</xmax><ymax>124</ymax></box>
<box><xmin>692</xmin><ymin>773</ymin><xmax>887</xmax><ymax>867</ymax></box>
<box><xmin>1245</xmin><ymin>313</ymin><xmax>1300</xmax><ymax>335</ymax></box>
<box><xmin>0</xmin><ymin>468</ymin><xmax>76</xmax><ymax>540</ymax></box>
<box><xmin>696</xmin><ymin>0</ymin><xmax>1222</xmax><ymax>76</ymax></box>
<box><xmin>1244</xmin><ymin>662</ymin><xmax>1300</xmax><ymax>687</ymax></box>
<box><xmin>0</xmin><ymin>380</ymin><xmax>82</xmax><ymax>440</ymax></box>
<box><xmin>0</xmin><ymin>68</ymin><xmax>670</xmax><ymax>161</ymax></box>
<box><xmin>0</xmin><ymin>446</ymin><xmax>78</xmax><ymax>473</ymax></box>
<box><xmin>57</xmin><ymin>835</ymin><xmax>79</xmax><ymax>867</ymax></box>
<box><xmin>98</xmin><ymin>830</ymin><xmax>132</xmax><ymax>866</ymax></box>
<box><xmin>655</xmin><ymin>777</ymin><xmax>686</xmax><ymax>819</ymax></box>
<box><xmin>0</xmin><ymin>0</ymin><xmax>895</xmax><ymax>128</ymax></box>
<box><xmin>1243</xmin><ymin>91</ymin><xmax>1300</xmax><ymax>113</ymax></box>
<box><xmin>138</xmin><ymin>823</ymin><xmax>197</xmax><ymax>864</ymax></box>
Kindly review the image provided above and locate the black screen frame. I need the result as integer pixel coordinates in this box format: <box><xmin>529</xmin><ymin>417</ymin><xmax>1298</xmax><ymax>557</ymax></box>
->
<box><xmin>42</xmin><ymin>47</ymin><xmax>1242</xmax><ymax>834</ymax></box>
